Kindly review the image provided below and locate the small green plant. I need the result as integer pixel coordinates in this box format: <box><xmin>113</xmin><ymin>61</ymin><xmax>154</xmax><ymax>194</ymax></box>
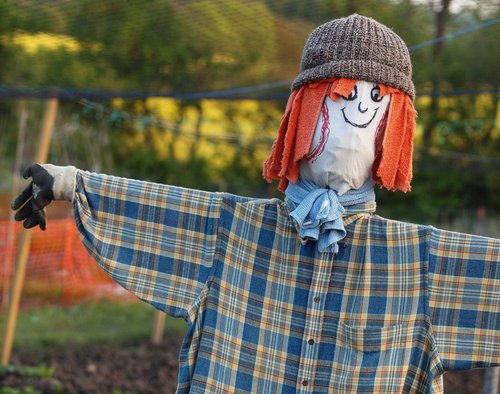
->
<box><xmin>0</xmin><ymin>387</ymin><xmax>41</xmax><ymax>394</ymax></box>
<box><xmin>0</xmin><ymin>364</ymin><xmax>63</xmax><ymax>394</ymax></box>
<box><xmin>0</xmin><ymin>364</ymin><xmax>54</xmax><ymax>378</ymax></box>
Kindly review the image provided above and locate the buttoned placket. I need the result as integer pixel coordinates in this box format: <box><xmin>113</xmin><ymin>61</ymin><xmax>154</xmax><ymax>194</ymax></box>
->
<box><xmin>297</xmin><ymin>250</ymin><xmax>333</xmax><ymax>392</ymax></box>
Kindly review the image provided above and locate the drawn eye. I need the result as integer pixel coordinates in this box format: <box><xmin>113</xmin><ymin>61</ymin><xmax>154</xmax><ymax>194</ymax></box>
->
<box><xmin>346</xmin><ymin>85</ymin><xmax>358</xmax><ymax>101</ymax></box>
<box><xmin>371</xmin><ymin>85</ymin><xmax>383</xmax><ymax>102</ymax></box>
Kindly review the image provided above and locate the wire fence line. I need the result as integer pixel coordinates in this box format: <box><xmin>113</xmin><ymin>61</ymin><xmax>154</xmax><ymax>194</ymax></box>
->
<box><xmin>1</xmin><ymin>85</ymin><xmax>498</xmax><ymax>101</ymax></box>
<box><xmin>1</xmin><ymin>91</ymin><xmax>499</xmax><ymax>168</ymax></box>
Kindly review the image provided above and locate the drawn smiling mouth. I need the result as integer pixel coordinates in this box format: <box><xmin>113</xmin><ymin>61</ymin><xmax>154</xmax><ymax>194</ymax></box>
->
<box><xmin>341</xmin><ymin>107</ymin><xmax>379</xmax><ymax>128</ymax></box>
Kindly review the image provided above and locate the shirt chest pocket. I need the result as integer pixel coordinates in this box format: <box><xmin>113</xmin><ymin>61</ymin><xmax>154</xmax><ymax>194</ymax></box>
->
<box><xmin>337</xmin><ymin>320</ymin><xmax>414</xmax><ymax>353</ymax></box>
<box><xmin>328</xmin><ymin>320</ymin><xmax>438</xmax><ymax>392</ymax></box>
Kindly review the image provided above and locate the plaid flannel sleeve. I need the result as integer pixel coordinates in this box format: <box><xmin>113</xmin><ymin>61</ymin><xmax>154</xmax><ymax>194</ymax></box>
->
<box><xmin>73</xmin><ymin>170</ymin><xmax>223</xmax><ymax>318</ymax></box>
<box><xmin>428</xmin><ymin>227</ymin><xmax>500</xmax><ymax>371</ymax></box>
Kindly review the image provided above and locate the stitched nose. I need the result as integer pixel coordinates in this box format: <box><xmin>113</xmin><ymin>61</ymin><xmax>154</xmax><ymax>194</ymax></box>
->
<box><xmin>358</xmin><ymin>102</ymin><xmax>368</xmax><ymax>113</ymax></box>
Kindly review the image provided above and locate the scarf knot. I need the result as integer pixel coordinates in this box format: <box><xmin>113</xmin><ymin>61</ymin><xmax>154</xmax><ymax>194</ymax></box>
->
<box><xmin>285</xmin><ymin>178</ymin><xmax>375</xmax><ymax>253</ymax></box>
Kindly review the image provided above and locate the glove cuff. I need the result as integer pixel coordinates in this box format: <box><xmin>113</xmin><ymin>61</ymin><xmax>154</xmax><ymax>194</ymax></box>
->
<box><xmin>44</xmin><ymin>164</ymin><xmax>77</xmax><ymax>202</ymax></box>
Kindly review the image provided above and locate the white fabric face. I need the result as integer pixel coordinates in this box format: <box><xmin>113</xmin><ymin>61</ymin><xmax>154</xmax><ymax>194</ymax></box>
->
<box><xmin>299</xmin><ymin>80</ymin><xmax>391</xmax><ymax>195</ymax></box>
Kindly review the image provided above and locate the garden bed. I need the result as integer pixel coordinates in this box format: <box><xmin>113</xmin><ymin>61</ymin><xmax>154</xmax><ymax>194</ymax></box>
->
<box><xmin>2</xmin><ymin>340</ymin><xmax>490</xmax><ymax>393</ymax></box>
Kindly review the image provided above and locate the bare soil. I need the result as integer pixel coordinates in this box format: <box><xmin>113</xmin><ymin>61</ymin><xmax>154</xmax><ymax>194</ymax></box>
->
<box><xmin>4</xmin><ymin>339</ymin><xmax>182</xmax><ymax>394</ymax></box>
<box><xmin>2</xmin><ymin>340</ymin><xmax>493</xmax><ymax>393</ymax></box>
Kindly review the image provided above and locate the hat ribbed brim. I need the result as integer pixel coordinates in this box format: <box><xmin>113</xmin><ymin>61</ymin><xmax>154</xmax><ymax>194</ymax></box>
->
<box><xmin>292</xmin><ymin>59</ymin><xmax>415</xmax><ymax>100</ymax></box>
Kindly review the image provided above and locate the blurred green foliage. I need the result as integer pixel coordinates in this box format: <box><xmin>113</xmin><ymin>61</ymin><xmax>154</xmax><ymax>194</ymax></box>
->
<box><xmin>0</xmin><ymin>0</ymin><xmax>499</xmax><ymax>226</ymax></box>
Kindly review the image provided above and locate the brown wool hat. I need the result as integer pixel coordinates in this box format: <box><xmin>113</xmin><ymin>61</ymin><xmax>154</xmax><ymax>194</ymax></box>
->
<box><xmin>292</xmin><ymin>14</ymin><xmax>415</xmax><ymax>100</ymax></box>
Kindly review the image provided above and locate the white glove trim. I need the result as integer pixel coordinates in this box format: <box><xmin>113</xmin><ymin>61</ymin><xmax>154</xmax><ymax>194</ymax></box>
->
<box><xmin>43</xmin><ymin>164</ymin><xmax>77</xmax><ymax>202</ymax></box>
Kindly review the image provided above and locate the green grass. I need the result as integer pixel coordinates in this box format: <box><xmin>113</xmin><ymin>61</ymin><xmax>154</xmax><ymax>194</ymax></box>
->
<box><xmin>0</xmin><ymin>300</ymin><xmax>187</xmax><ymax>350</ymax></box>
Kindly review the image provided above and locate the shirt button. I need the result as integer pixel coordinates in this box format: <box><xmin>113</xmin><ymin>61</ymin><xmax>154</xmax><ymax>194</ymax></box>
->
<box><xmin>302</xmin><ymin>379</ymin><xmax>308</xmax><ymax>386</ymax></box>
<box><xmin>313</xmin><ymin>296</ymin><xmax>320</xmax><ymax>303</ymax></box>
<box><xmin>308</xmin><ymin>338</ymin><xmax>315</xmax><ymax>345</ymax></box>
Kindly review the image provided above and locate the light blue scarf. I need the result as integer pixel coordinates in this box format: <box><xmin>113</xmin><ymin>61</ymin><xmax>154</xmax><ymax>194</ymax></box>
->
<box><xmin>285</xmin><ymin>178</ymin><xmax>375</xmax><ymax>253</ymax></box>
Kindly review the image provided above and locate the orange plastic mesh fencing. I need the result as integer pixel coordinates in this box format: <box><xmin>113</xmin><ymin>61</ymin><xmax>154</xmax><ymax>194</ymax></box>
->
<box><xmin>0</xmin><ymin>218</ymin><xmax>133</xmax><ymax>310</ymax></box>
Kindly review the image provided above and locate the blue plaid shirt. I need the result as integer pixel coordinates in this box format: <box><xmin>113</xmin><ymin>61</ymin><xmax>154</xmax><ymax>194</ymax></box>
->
<box><xmin>73</xmin><ymin>171</ymin><xmax>500</xmax><ymax>393</ymax></box>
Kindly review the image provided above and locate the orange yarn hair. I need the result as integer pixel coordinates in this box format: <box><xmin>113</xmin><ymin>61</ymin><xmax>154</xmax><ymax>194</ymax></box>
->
<box><xmin>263</xmin><ymin>78</ymin><xmax>416</xmax><ymax>192</ymax></box>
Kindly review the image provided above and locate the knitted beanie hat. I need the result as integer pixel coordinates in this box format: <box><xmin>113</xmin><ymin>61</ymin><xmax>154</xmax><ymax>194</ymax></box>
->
<box><xmin>292</xmin><ymin>14</ymin><xmax>415</xmax><ymax>100</ymax></box>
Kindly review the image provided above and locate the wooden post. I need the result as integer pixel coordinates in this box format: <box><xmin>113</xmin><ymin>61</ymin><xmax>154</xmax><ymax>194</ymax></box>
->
<box><xmin>1</xmin><ymin>98</ymin><xmax>59</xmax><ymax>365</ymax></box>
<box><xmin>2</xmin><ymin>101</ymin><xmax>28</xmax><ymax>310</ymax></box>
<box><xmin>150</xmin><ymin>310</ymin><xmax>166</xmax><ymax>345</ymax></box>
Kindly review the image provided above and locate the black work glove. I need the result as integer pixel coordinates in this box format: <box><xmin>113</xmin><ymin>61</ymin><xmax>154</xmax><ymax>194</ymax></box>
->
<box><xmin>11</xmin><ymin>163</ymin><xmax>77</xmax><ymax>230</ymax></box>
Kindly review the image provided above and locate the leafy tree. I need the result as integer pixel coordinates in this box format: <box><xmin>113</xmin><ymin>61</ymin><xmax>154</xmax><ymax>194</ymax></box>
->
<box><xmin>177</xmin><ymin>0</ymin><xmax>278</xmax><ymax>90</ymax></box>
<box><xmin>0</xmin><ymin>0</ymin><xmax>499</xmax><ymax>225</ymax></box>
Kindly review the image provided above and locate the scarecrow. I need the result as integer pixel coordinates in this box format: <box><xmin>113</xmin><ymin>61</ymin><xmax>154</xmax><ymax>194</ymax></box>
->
<box><xmin>11</xmin><ymin>14</ymin><xmax>499</xmax><ymax>394</ymax></box>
